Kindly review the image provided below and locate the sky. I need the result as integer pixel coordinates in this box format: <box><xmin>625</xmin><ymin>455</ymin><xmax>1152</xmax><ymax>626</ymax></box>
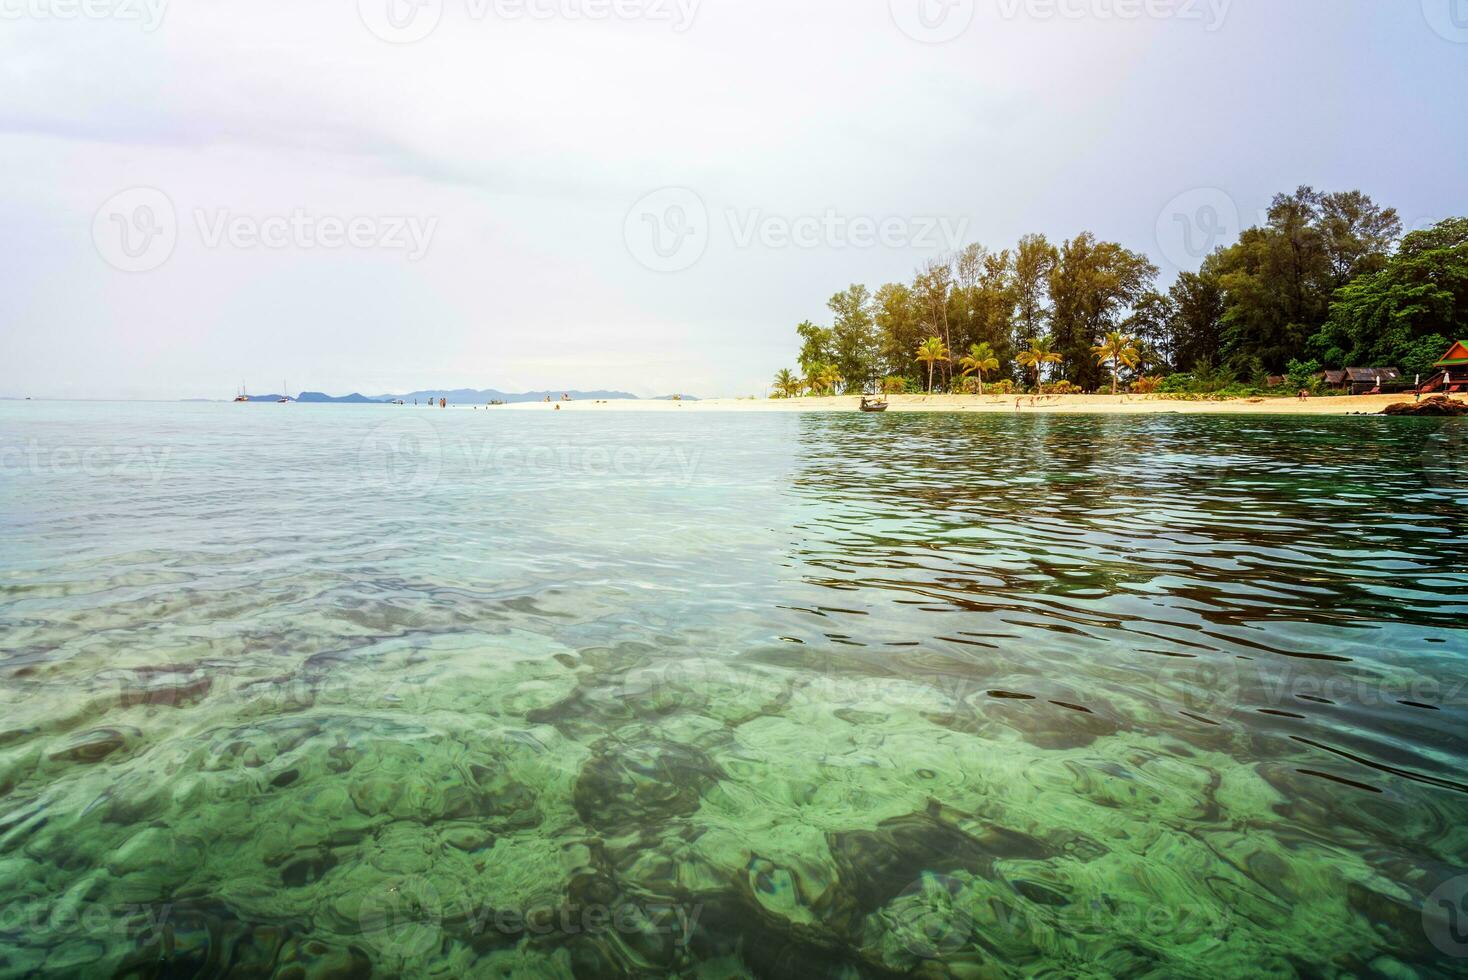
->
<box><xmin>1</xmin><ymin>0</ymin><xmax>1465</xmax><ymax>400</ymax></box>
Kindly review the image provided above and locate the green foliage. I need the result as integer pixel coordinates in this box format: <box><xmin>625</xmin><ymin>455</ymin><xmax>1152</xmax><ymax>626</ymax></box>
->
<box><xmin>1157</xmin><ymin>360</ymin><xmax>1249</xmax><ymax>395</ymax></box>
<box><xmin>915</xmin><ymin>336</ymin><xmax>950</xmax><ymax>393</ymax></box>
<box><xmin>804</xmin><ymin>362</ymin><xmax>843</xmax><ymax>396</ymax></box>
<box><xmin>1213</xmin><ymin>187</ymin><xmax>1401</xmax><ymax>372</ymax></box>
<box><xmin>1039</xmin><ymin>381</ymin><xmax>1085</xmax><ymax>395</ymax></box>
<box><xmin>985</xmin><ymin>379</ymin><xmax>1019</xmax><ymax>395</ymax></box>
<box><xmin>1284</xmin><ymin>358</ymin><xmax>1321</xmax><ymax>393</ymax></box>
<box><xmin>1129</xmin><ymin>376</ymin><xmax>1164</xmax><ymax>394</ymax></box>
<box><xmin>1016</xmin><ymin>335</ymin><xmax>1063</xmax><ymax>391</ymax></box>
<box><xmin>770</xmin><ymin>368</ymin><xmax>803</xmax><ymax>399</ymax></box>
<box><xmin>778</xmin><ymin>194</ymin><xmax>1459</xmax><ymax>399</ymax></box>
<box><xmin>880</xmin><ymin>375</ymin><xmax>917</xmax><ymax>394</ymax></box>
<box><xmin>795</xmin><ymin>321</ymin><xmax>833</xmax><ymax>376</ymax></box>
<box><xmin>1167</xmin><ymin>263</ymin><xmax>1225</xmax><ymax>371</ymax></box>
<box><xmin>1091</xmin><ymin>331</ymin><xmax>1143</xmax><ymax>394</ymax></box>
<box><xmin>957</xmin><ymin>342</ymin><xmax>1001</xmax><ymax>394</ymax></box>
<box><xmin>1309</xmin><ymin>218</ymin><xmax>1468</xmax><ymax>373</ymax></box>
<box><xmin>1049</xmin><ymin>233</ymin><xmax>1158</xmax><ymax>390</ymax></box>
<box><xmin>828</xmin><ymin>285</ymin><xmax>877</xmax><ymax>394</ymax></box>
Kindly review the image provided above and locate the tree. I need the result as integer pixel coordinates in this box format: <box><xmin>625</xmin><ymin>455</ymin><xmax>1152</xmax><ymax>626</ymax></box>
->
<box><xmin>1048</xmin><ymin>233</ymin><xmax>1158</xmax><ymax>390</ymax></box>
<box><xmin>1168</xmin><ymin>259</ymin><xmax>1226</xmax><ymax>371</ymax></box>
<box><xmin>1318</xmin><ymin>190</ymin><xmax>1402</xmax><ymax>286</ymax></box>
<box><xmin>915</xmin><ymin>259</ymin><xmax>955</xmax><ymax>387</ymax></box>
<box><xmin>1310</xmin><ymin>217</ymin><xmax>1468</xmax><ymax>374</ymax></box>
<box><xmin>1091</xmin><ymin>331</ymin><xmax>1142</xmax><ymax>395</ymax></box>
<box><xmin>828</xmin><ymin>284</ymin><xmax>877</xmax><ymax>393</ymax></box>
<box><xmin>1215</xmin><ymin>188</ymin><xmax>1398</xmax><ymax>373</ymax></box>
<box><xmin>952</xmin><ymin>248</ymin><xmax>1017</xmax><ymax>373</ymax></box>
<box><xmin>795</xmin><ymin>320</ymin><xmax>833</xmax><ymax>376</ymax></box>
<box><xmin>1122</xmin><ymin>291</ymin><xmax>1176</xmax><ymax>371</ymax></box>
<box><xmin>874</xmin><ymin>282</ymin><xmax>925</xmax><ymax>380</ymax></box>
<box><xmin>915</xmin><ymin>337</ymin><xmax>950</xmax><ymax>393</ymax></box>
<box><xmin>958</xmin><ymin>342</ymin><xmax>1000</xmax><ymax>395</ymax></box>
<box><xmin>1016</xmin><ymin>335</ymin><xmax>1063</xmax><ymax>392</ymax></box>
<box><xmin>771</xmin><ymin>369</ymin><xmax>802</xmax><ymax>399</ymax></box>
<box><xmin>1013</xmin><ymin>233</ymin><xmax>1057</xmax><ymax>347</ymax></box>
<box><xmin>806</xmin><ymin>362</ymin><xmax>844</xmax><ymax>396</ymax></box>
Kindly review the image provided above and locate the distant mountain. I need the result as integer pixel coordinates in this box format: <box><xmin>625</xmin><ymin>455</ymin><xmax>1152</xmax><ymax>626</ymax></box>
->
<box><xmin>211</xmin><ymin>387</ymin><xmax>650</xmax><ymax>404</ymax></box>
<box><xmin>295</xmin><ymin>391</ymin><xmax>384</xmax><ymax>403</ymax></box>
<box><xmin>376</xmin><ymin>389</ymin><xmax>640</xmax><ymax>404</ymax></box>
<box><xmin>651</xmin><ymin>394</ymin><xmax>700</xmax><ymax>401</ymax></box>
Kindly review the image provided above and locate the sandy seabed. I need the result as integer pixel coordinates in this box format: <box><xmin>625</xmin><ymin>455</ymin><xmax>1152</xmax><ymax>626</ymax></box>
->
<box><xmin>492</xmin><ymin>393</ymin><xmax>1421</xmax><ymax>415</ymax></box>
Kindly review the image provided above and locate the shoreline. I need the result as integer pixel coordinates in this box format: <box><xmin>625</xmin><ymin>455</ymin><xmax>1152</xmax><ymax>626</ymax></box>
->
<box><xmin>492</xmin><ymin>393</ymin><xmax>1424</xmax><ymax>416</ymax></box>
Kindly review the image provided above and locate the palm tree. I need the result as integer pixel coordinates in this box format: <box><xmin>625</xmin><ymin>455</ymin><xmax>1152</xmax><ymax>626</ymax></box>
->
<box><xmin>772</xmin><ymin>369</ymin><xmax>802</xmax><ymax>399</ymax></box>
<box><xmin>915</xmin><ymin>337</ymin><xmax>950</xmax><ymax>393</ymax></box>
<box><xmin>958</xmin><ymin>342</ymin><xmax>1001</xmax><ymax>396</ymax></box>
<box><xmin>1016</xmin><ymin>336</ymin><xmax>1063</xmax><ymax>393</ymax></box>
<box><xmin>806</xmin><ymin>362</ymin><xmax>844</xmax><ymax>396</ymax></box>
<box><xmin>1091</xmin><ymin>332</ymin><xmax>1142</xmax><ymax>395</ymax></box>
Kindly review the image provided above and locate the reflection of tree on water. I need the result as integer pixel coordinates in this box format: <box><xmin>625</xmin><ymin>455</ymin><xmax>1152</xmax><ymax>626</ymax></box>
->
<box><xmin>770</xmin><ymin>412</ymin><xmax>1468</xmax><ymax>962</ymax></box>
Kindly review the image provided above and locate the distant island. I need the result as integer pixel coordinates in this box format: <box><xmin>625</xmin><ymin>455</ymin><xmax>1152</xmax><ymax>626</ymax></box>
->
<box><xmin>218</xmin><ymin>388</ymin><xmax>684</xmax><ymax>404</ymax></box>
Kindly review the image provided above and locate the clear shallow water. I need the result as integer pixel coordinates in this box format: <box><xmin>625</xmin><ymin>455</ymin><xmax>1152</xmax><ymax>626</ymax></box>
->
<box><xmin>1</xmin><ymin>402</ymin><xmax>1466</xmax><ymax>978</ymax></box>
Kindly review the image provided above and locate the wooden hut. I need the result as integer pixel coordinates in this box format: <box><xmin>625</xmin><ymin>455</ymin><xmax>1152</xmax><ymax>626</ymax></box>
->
<box><xmin>1421</xmin><ymin>341</ymin><xmax>1468</xmax><ymax>393</ymax></box>
<box><xmin>1342</xmin><ymin>367</ymin><xmax>1402</xmax><ymax>395</ymax></box>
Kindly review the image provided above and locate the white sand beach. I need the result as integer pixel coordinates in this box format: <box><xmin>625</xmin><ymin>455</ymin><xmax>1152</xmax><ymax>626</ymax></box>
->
<box><xmin>492</xmin><ymin>393</ymin><xmax>1422</xmax><ymax>415</ymax></box>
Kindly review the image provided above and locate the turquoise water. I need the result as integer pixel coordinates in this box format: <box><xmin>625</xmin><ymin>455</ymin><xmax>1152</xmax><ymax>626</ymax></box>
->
<box><xmin>1</xmin><ymin>402</ymin><xmax>1466</xmax><ymax>977</ymax></box>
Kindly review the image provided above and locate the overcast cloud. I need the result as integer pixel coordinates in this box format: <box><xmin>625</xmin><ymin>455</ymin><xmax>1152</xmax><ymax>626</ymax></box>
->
<box><xmin>1</xmin><ymin>0</ymin><xmax>1464</xmax><ymax>399</ymax></box>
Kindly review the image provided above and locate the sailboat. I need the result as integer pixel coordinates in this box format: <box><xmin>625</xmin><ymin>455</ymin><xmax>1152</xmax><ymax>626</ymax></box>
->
<box><xmin>234</xmin><ymin>383</ymin><xmax>250</xmax><ymax>403</ymax></box>
<box><xmin>278</xmin><ymin>380</ymin><xmax>290</xmax><ymax>404</ymax></box>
